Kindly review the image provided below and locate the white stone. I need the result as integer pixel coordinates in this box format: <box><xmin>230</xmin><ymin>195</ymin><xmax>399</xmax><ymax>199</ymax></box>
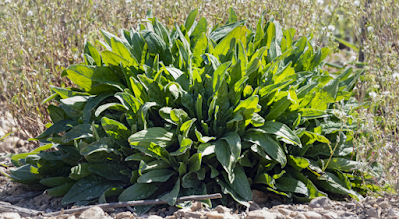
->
<box><xmin>367</xmin><ymin>208</ymin><xmax>381</xmax><ymax>218</ymax></box>
<box><xmin>303</xmin><ymin>211</ymin><xmax>322</xmax><ymax>219</ymax></box>
<box><xmin>148</xmin><ymin>215</ymin><xmax>163</xmax><ymax>219</ymax></box>
<box><xmin>78</xmin><ymin>207</ymin><xmax>105</xmax><ymax>219</ymax></box>
<box><xmin>309</xmin><ymin>197</ymin><xmax>332</xmax><ymax>209</ymax></box>
<box><xmin>322</xmin><ymin>212</ymin><xmax>338</xmax><ymax>219</ymax></box>
<box><xmin>378</xmin><ymin>201</ymin><xmax>390</xmax><ymax>209</ymax></box>
<box><xmin>278</xmin><ymin>208</ymin><xmax>292</xmax><ymax>215</ymax></box>
<box><xmin>215</xmin><ymin>205</ymin><xmax>231</xmax><ymax>214</ymax></box>
<box><xmin>248</xmin><ymin>210</ymin><xmax>285</xmax><ymax>219</ymax></box>
<box><xmin>206</xmin><ymin>211</ymin><xmax>224</xmax><ymax>219</ymax></box>
<box><xmin>115</xmin><ymin>211</ymin><xmax>133</xmax><ymax>219</ymax></box>
<box><xmin>190</xmin><ymin>201</ymin><xmax>203</xmax><ymax>211</ymax></box>
<box><xmin>0</xmin><ymin>212</ymin><xmax>21</xmax><ymax>219</ymax></box>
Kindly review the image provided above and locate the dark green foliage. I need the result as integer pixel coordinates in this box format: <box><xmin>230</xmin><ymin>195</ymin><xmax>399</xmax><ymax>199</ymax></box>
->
<box><xmin>2</xmin><ymin>8</ymin><xmax>380</xmax><ymax>213</ymax></box>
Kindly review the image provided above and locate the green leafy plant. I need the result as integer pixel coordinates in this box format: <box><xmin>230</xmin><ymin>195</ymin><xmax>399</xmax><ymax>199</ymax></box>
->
<box><xmin>1</xmin><ymin>8</ymin><xmax>380</xmax><ymax>212</ymax></box>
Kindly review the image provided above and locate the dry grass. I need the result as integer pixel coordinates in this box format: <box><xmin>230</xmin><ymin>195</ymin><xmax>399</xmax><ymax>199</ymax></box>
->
<box><xmin>0</xmin><ymin>0</ymin><xmax>398</xmax><ymax>195</ymax></box>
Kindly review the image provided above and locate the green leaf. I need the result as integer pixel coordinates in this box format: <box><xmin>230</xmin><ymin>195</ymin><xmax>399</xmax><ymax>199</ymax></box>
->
<box><xmin>88</xmin><ymin>162</ymin><xmax>130</xmax><ymax>181</ymax></box>
<box><xmin>215</xmin><ymin>177</ymin><xmax>249</xmax><ymax>207</ymax></box>
<box><xmin>69</xmin><ymin>163</ymin><xmax>91</xmax><ymax>180</ymax></box>
<box><xmin>231</xmin><ymin>164</ymin><xmax>252</xmax><ymax>201</ymax></box>
<box><xmin>80</xmin><ymin>137</ymin><xmax>118</xmax><ymax>156</ymax></box>
<box><xmin>48</xmin><ymin>105</ymin><xmax>68</xmax><ymax>123</ymax></box>
<box><xmin>62</xmin><ymin>124</ymin><xmax>93</xmax><ymax>143</ymax></box>
<box><xmin>45</xmin><ymin>183</ymin><xmax>75</xmax><ymax>197</ymax></box>
<box><xmin>322</xmin><ymin>158</ymin><xmax>362</xmax><ymax>172</ymax></box>
<box><xmin>99</xmin><ymin>187</ymin><xmax>124</xmax><ymax>204</ymax></box>
<box><xmin>137</xmin><ymin>169</ymin><xmax>174</xmax><ymax>183</ymax></box>
<box><xmin>275</xmin><ymin>177</ymin><xmax>309</xmax><ymax>196</ymax></box>
<box><xmin>221</xmin><ymin>132</ymin><xmax>241</xmax><ymax>162</ymax></box>
<box><xmin>64</xmin><ymin>65</ymin><xmax>124</xmax><ymax>94</ymax></box>
<box><xmin>214</xmin><ymin>139</ymin><xmax>235</xmax><ymax>182</ymax></box>
<box><xmin>61</xmin><ymin>174</ymin><xmax>124</xmax><ymax>205</ymax></box>
<box><xmin>115</xmin><ymin>92</ymin><xmax>141</xmax><ymax>113</ymax></box>
<box><xmin>209</xmin><ymin>20</ymin><xmax>246</xmax><ymax>42</ymax></box>
<box><xmin>129</xmin><ymin>127</ymin><xmax>176</xmax><ymax>147</ymax></box>
<box><xmin>227</xmin><ymin>7</ymin><xmax>238</xmax><ymax>24</ymax></box>
<box><xmin>101</xmin><ymin>117</ymin><xmax>130</xmax><ymax>140</ymax></box>
<box><xmin>119</xmin><ymin>183</ymin><xmax>158</xmax><ymax>202</ymax></box>
<box><xmin>40</xmin><ymin>177</ymin><xmax>75</xmax><ymax>187</ymax></box>
<box><xmin>95</xmin><ymin>103</ymin><xmax>127</xmax><ymax>117</ymax></box>
<box><xmin>243</xmin><ymin>131</ymin><xmax>287</xmax><ymax>167</ymax></box>
<box><xmin>82</xmin><ymin>93</ymin><xmax>113</xmax><ymax>122</ymax></box>
<box><xmin>255</xmin><ymin>121</ymin><xmax>302</xmax><ymax>147</ymax></box>
<box><xmin>184</xmin><ymin>9</ymin><xmax>198</xmax><ymax>32</ymax></box>
<box><xmin>160</xmin><ymin>178</ymin><xmax>180</xmax><ymax>205</ymax></box>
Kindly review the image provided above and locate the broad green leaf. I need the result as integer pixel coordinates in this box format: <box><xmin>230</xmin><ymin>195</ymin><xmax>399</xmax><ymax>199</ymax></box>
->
<box><xmin>129</xmin><ymin>127</ymin><xmax>176</xmax><ymax>147</ymax></box>
<box><xmin>95</xmin><ymin>103</ymin><xmax>127</xmax><ymax>117</ymax></box>
<box><xmin>221</xmin><ymin>132</ymin><xmax>241</xmax><ymax>162</ymax></box>
<box><xmin>243</xmin><ymin>131</ymin><xmax>286</xmax><ymax>167</ymax></box>
<box><xmin>62</xmin><ymin>124</ymin><xmax>93</xmax><ymax>143</ymax></box>
<box><xmin>215</xmin><ymin>177</ymin><xmax>249</xmax><ymax>207</ymax></box>
<box><xmin>88</xmin><ymin>163</ymin><xmax>130</xmax><ymax>181</ymax></box>
<box><xmin>184</xmin><ymin>9</ymin><xmax>198</xmax><ymax>32</ymax></box>
<box><xmin>255</xmin><ymin>121</ymin><xmax>302</xmax><ymax>147</ymax></box>
<box><xmin>322</xmin><ymin>158</ymin><xmax>362</xmax><ymax>172</ymax></box>
<box><xmin>275</xmin><ymin>177</ymin><xmax>309</xmax><ymax>196</ymax></box>
<box><xmin>65</xmin><ymin>65</ymin><xmax>124</xmax><ymax>94</ymax></box>
<box><xmin>119</xmin><ymin>183</ymin><xmax>158</xmax><ymax>202</ymax></box>
<box><xmin>82</xmin><ymin>93</ymin><xmax>113</xmax><ymax>122</ymax></box>
<box><xmin>227</xmin><ymin>7</ymin><xmax>238</xmax><ymax>24</ymax></box>
<box><xmin>69</xmin><ymin>163</ymin><xmax>91</xmax><ymax>180</ymax></box>
<box><xmin>214</xmin><ymin>26</ymin><xmax>247</xmax><ymax>58</ymax></box>
<box><xmin>231</xmin><ymin>164</ymin><xmax>252</xmax><ymax>201</ymax></box>
<box><xmin>137</xmin><ymin>169</ymin><xmax>174</xmax><ymax>183</ymax></box>
<box><xmin>214</xmin><ymin>139</ymin><xmax>235</xmax><ymax>182</ymax></box>
<box><xmin>160</xmin><ymin>179</ymin><xmax>181</xmax><ymax>205</ymax></box>
<box><xmin>209</xmin><ymin>20</ymin><xmax>245</xmax><ymax>42</ymax></box>
<box><xmin>61</xmin><ymin>174</ymin><xmax>124</xmax><ymax>205</ymax></box>
<box><xmin>115</xmin><ymin>92</ymin><xmax>141</xmax><ymax>113</ymax></box>
<box><xmin>80</xmin><ymin>137</ymin><xmax>118</xmax><ymax>156</ymax></box>
<box><xmin>101</xmin><ymin>117</ymin><xmax>130</xmax><ymax>140</ymax></box>
<box><xmin>40</xmin><ymin>177</ymin><xmax>75</xmax><ymax>187</ymax></box>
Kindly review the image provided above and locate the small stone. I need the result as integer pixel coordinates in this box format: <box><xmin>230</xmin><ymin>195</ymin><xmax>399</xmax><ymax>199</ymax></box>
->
<box><xmin>215</xmin><ymin>205</ymin><xmax>231</xmax><ymax>214</ymax></box>
<box><xmin>303</xmin><ymin>211</ymin><xmax>322</xmax><ymax>219</ymax></box>
<box><xmin>206</xmin><ymin>211</ymin><xmax>225</xmax><ymax>219</ymax></box>
<box><xmin>115</xmin><ymin>211</ymin><xmax>134</xmax><ymax>219</ymax></box>
<box><xmin>365</xmin><ymin>204</ymin><xmax>372</xmax><ymax>208</ymax></box>
<box><xmin>0</xmin><ymin>212</ymin><xmax>21</xmax><ymax>219</ymax></box>
<box><xmin>278</xmin><ymin>208</ymin><xmax>292</xmax><ymax>215</ymax></box>
<box><xmin>78</xmin><ymin>207</ymin><xmax>105</xmax><ymax>219</ymax></box>
<box><xmin>148</xmin><ymin>215</ymin><xmax>163</xmax><ymax>219</ymax></box>
<box><xmin>309</xmin><ymin>197</ymin><xmax>332</xmax><ymax>210</ymax></box>
<box><xmin>252</xmin><ymin>189</ymin><xmax>268</xmax><ymax>203</ymax></box>
<box><xmin>38</xmin><ymin>203</ymin><xmax>48</xmax><ymax>211</ymax></box>
<box><xmin>173</xmin><ymin>208</ymin><xmax>190</xmax><ymax>218</ymax></box>
<box><xmin>184</xmin><ymin>211</ymin><xmax>202</xmax><ymax>218</ymax></box>
<box><xmin>67</xmin><ymin>216</ymin><xmax>76</xmax><ymax>219</ymax></box>
<box><xmin>345</xmin><ymin>202</ymin><xmax>356</xmax><ymax>209</ymax></box>
<box><xmin>389</xmin><ymin>209</ymin><xmax>399</xmax><ymax>216</ymax></box>
<box><xmin>322</xmin><ymin>212</ymin><xmax>338</xmax><ymax>219</ymax></box>
<box><xmin>379</xmin><ymin>201</ymin><xmax>390</xmax><ymax>209</ymax></box>
<box><xmin>367</xmin><ymin>208</ymin><xmax>381</xmax><ymax>218</ymax></box>
<box><xmin>365</xmin><ymin>196</ymin><xmax>376</xmax><ymax>205</ymax></box>
<box><xmin>294</xmin><ymin>213</ymin><xmax>307</xmax><ymax>219</ymax></box>
<box><xmin>190</xmin><ymin>201</ymin><xmax>203</xmax><ymax>211</ymax></box>
<box><xmin>249</xmin><ymin>201</ymin><xmax>261</xmax><ymax>211</ymax></box>
<box><xmin>248</xmin><ymin>210</ymin><xmax>285</xmax><ymax>219</ymax></box>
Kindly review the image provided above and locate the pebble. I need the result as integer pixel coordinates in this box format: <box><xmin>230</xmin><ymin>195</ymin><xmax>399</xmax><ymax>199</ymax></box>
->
<box><xmin>309</xmin><ymin>197</ymin><xmax>332</xmax><ymax>210</ymax></box>
<box><xmin>206</xmin><ymin>211</ymin><xmax>225</xmax><ymax>219</ymax></box>
<box><xmin>247</xmin><ymin>210</ymin><xmax>285</xmax><ymax>219</ymax></box>
<box><xmin>215</xmin><ymin>205</ymin><xmax>231</xmax><ymax>214</ymax></box>
<box><xmin>190</xmin><ymin>201</ymin><xmax>203</xmax><ymax>211</ymax></box>
<box><xmin>78</xmin><ymin>207</ymin><xmax>107</xmax><ymax>219</ymax></box>
<box><xmin>303</xmin><ymin>211</ymin><xmax>322</xmax><ymax>219</ymax></box>
<box><xmin>0</xmin><ymin>212</ymin><xmax>21</xmax><ymax>219</ymax></box>
<box><xmin>379</xmin><ymin>201</ymin><xmax>390</xmax><ymax>209</ymax></box>
<box><xmin>114</xmin><ymin>211</ymin><xmax>134</xmax><ymax>219</ymax></box>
